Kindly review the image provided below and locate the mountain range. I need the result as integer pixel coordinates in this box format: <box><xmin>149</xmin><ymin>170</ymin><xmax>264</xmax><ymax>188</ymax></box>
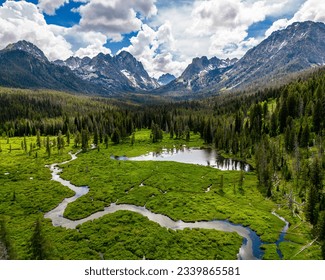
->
<box><xmin>159</xmin><ymin>21</ymin><xmax>325</xmax><ymax>96</ymax></box>
<box><xmin>55</xmin><ymin>51</ymin><xmax>159</xmax><ymax>93</ymax></box>
<box><xmin>0</xmin><ymin>21</ymin><xmax>325</xmax><ymax>98</ymax></box>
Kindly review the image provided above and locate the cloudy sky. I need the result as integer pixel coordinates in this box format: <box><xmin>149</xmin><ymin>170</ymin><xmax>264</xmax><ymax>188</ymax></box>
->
<box><xmin>0</xmin><ymin>0</ymin><xmax>324</xmax><ymax>78</ymax></box>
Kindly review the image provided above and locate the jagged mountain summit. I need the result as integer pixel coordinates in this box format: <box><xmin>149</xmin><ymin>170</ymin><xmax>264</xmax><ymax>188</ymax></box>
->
<box><xmin>55</xmin><ymin>51</ymin><xmax>159</xmax><ymax>92</ymax></box>
<box><xmin>156</xmin><ymin>56</ymin><xmax>238</xmax><ymax>95</ymax></box>
<box><xmin>157</xmin><ymin>73</ymin><xmax>176</xmax><ymax>86</ymax></box>
<box><xmin>0</xmin><ymin>40</ymin><xmax>92</xmax><ymax>93</ymax></box>
<box><xmin>1</xmin><ymin>40</ymin><xmax>48</xmax><ymax>63</ymax></box>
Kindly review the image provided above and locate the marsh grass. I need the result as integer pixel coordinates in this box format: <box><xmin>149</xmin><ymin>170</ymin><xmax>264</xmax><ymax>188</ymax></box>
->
<box><xmin>61</xmin><ymin>130</ymin><xmax>284</xmax><ymax>242</ymax></box>
<box><xmin>0</xmin><ymin>131</ymin><xmax>322</xmax><ymax>259</ymax></box>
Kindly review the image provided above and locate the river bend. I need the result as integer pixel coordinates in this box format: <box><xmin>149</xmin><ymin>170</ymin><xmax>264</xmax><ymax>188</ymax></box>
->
<box><xmin>45</xmin><ymin>150</ymin><xmax>288</xmax><ymax>260</ymax></box>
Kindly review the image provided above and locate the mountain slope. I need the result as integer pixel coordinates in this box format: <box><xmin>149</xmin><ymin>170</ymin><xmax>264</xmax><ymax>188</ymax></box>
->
<box><xmin>0</xmin><ymin>41</ymin><xmax>158</xmax><ymax>95</ymax></box>
<box><xmin>0</xmin><ymin>41</ymin><xmax>94</xmax><ymax>94</ymax></box>
<box><xmin>157</xmin><ymin>21</ymin><xmax>325</xmax><ymax>97</ymax></box>
<box><xmin>224</xmin><ymin>21</ymin><xmax>325</xmax><ymax>90</ymax></box>
<box><xmin>156</xmin><ymin>56</ymin><xmax>237</xmax><ymax>95</ymax></box>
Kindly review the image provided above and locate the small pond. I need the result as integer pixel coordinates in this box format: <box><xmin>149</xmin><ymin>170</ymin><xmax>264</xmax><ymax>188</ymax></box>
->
<box><xmin>113</xmin><ymin>147</ymin><xmax>253</xmax><ymax>172</ymax></box>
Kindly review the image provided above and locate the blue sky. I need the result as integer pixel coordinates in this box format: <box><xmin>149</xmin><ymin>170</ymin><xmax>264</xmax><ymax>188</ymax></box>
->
<box><xmin>0</xmin><ymin>0</ymin><xmax>324</xmax><ymax>77</ymax></box>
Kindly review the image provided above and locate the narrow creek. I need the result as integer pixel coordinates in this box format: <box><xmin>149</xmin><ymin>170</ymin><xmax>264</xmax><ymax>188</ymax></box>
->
<box><xmin>45</xmin><ymin>149</ymin><xmax>289</xmax><ymax>260</ymax></box>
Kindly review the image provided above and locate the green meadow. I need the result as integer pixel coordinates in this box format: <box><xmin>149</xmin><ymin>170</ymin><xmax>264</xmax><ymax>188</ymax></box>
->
<box><xmin>0</xmin><ymin>130</ymin><xmax>322</xmax><ymax>259</ymax></box>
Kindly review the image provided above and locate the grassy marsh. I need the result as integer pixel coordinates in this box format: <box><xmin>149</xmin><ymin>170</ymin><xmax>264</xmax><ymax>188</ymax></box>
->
<box><xmin>0</xmin><ymin>131</ymin><xmax>322</xmax><ymax>259</ymax></box>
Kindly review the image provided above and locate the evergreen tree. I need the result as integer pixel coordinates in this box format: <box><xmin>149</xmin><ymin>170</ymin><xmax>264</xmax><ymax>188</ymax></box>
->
<box><xmin>255</xmin><ymin>137</ymin><xmax>272</xmax><ymax>197</ymax></box>
<box><xmin>81</xmin><ymin>129</ymin><xmax>89</xmax><ymax>152</ymax></box>
<box><xmin>23</xmin><ymin>135</ymin><xmax>27</xmax><ymax>153</ymax></box>
<box><xmin>93</xmin><ymin>127</ymin><xmax>99</xmax><ymax>146</ymax></box>
<box><xmin>270</xmin><ymin>113</ymin><xmax>278</xmax><ymax>137</ymax></box>
<box><xmin>306</xmin><ymin>185</ymin><xmax>319</xmax><ymax>225</ymax></box>
<box><xmin>46</xmin><ymin>136</ymin><xmax>51</xmax><ymax>158</ymax></box>
<box><xmin>74</xmin><ymin>131</ymin><xmax>81</xmax><ymax>147</ymax></box>
<box><xmin>169</xmin><ymin>123</ymin><xmax>174</xmax><ymax>139</ymax></box>
<box><xmin>57</xmin><ymin>131</ymin><xmax>63</xmax><ymax>155</ymax></box>
<box><xmin>306</xmin><ymin>156</ymin><xmax>324</xmax><ymax>225</ymax></box>
<box><xmin>313</xmin><ymin>100</ymin><xmax>322</xmax><ymax>134</ymax></box>
<box><xmin>36</xmin><ymin>129</ymin><xmax>41</xmax><ymax>148</ymax></box>
<box><xmin>278</xmin><ymin>100</ymin><xmax>288</xmax><ymax>133</ymax></box>
<box><xmin>111</xmin><ymin>128</ymin><xmax>121</xmax><ymax>144</ymax></box>
<box><xmin>203</xmin><ymin>118</ymin><xmax>213</xmax><ymax>144</ymax></box>
<box><xmin>104</xmin><ymin>134</ymin><xmax>109</xmax><ymax>149</ymax></box>
<box><xmin>151</xmin><ymin>123</ymin><xmax>163</xmax><ymax>143</ymax></box>
<box><xmin>185</xmin><ymin>126</ymin><xmax>190</xmax><ymax>142</ymax></box>
<box><xmin>66</xmin><ymin>129</ymin><xmax>70</xmax><ymax>145</ymax></box>
<box><xmin>316</xmin><ymin>211</ymin><xmax>325</xmax><ymax>240</ymax></box>
<box><xmin>310</xmin><ymin>156</ymin><xmax>323</xmax><ymax>192</ymax></box>
<box><xmin>0</xmin><ymin>218</ymin><xmax>14</xmax><ymax>259</ymax></box>
<box><xmin>30</xmin><ymin>218</ymin><xmax>49</xmax><ymax>260</ymax></box>
<box><xmin>131</xmin><ymin>133</ymin><xmax>135</xmax><ymax>146</ymax></box>
<box><xmin>300</xmin><ymin>124</ymin><xmax>310</xmax><ymax>148</ymax></box>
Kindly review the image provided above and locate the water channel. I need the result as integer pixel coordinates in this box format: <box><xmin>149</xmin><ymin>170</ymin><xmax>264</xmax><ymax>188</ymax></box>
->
<box><xmin>45</xmin><ymin>148</ymin><xmax>288</xmax><ymax>260</ymax></box>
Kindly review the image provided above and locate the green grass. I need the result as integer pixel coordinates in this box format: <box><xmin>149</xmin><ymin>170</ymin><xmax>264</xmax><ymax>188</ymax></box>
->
<box><xmin>39</xmin><ymin>211</ymin><xmax>243</xmax><ymax>260</ymax></box>
<box><xmin>0</xmin><ymin>131</ymin><xmax>322</xmax><ymax>259</ymax></box>
<box><xmin>0</xmin><ymin>136</ymin><xmax>75</xmax><ymax>259</ymax></box>
<box><xmin>261</xmin><ymin>244</ymin><xmax>281</xmax><ymax>260</ymax></box>
<box><xmin>0</xmin><ymin>133</ymin><xmax>242</xmax><ymax>259</ymax></box>
<box><xmin>61</xmin><ymin>130</ymin><xmax>284</xmax><ymax>242</ymax></box>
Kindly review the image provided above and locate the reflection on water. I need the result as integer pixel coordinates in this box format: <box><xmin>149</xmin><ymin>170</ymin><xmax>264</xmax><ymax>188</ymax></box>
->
<box><xmin>45</xmin><ymin>149</ymin><xmax>289</xmax><ymax>260</ymax></box>
<box><xmin>272</xmin><ymin>211</ymin><xmax>290</xmax><ymax>259</ymax></box>
<box><xmin>117</xmin><ymin>147</ymin><xmax>253</xmax><ymax>172</ymax></box>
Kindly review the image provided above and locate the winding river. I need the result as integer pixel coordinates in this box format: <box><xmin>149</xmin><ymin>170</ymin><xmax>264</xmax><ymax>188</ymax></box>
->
<box><xmin>45</xmin><ymin>149</ymin><xmax>288</xmax><ymax>260</ymax></box>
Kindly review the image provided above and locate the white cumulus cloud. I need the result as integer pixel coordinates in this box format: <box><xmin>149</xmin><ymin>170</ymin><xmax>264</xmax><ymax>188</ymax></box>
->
<box><xmin>78</xmin><ymin>0</ymin><xmax>157</xmax><ymax>41</ymax></box>
<box><xmin>0</xmin><ymin>1</ymin><xmax>113</xmax><ymax>61</ymax></box>
<box><xmin>0</xmin><ymin>0</ymin><xmax>73</xmax><ymax>60</ymax></box>
<box><xmin>38</xmin><ymin>0</ymin><xmax>69</xmax><ymax>15</ymax></box>
<box><xmin>265</xmin><ymin>0</ymin><xmax>325</xmax><ymax>37</ymax></box>
<box><xmin>122</xmin><ymin>23</ymin><xmax>187</xmax><ymax>78</ymax></box>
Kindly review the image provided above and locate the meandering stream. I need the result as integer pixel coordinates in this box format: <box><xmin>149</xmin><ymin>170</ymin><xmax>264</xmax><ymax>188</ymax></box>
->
<box><xmin>45</xmin><ymin>149</ymin><xmax>288</xmax><ymax>260</ymax></box>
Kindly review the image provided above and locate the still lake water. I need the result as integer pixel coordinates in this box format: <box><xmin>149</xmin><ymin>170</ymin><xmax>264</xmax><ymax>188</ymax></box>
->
<box><xmin>115</xmin><ymin>147</ymin><xmax>253</xmax><ymax>172</ymax></box>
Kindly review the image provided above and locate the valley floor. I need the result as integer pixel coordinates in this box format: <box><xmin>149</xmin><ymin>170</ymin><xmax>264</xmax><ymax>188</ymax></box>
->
<box><xmin>0</xmin><ymin>131</ymin><xmax>322</xmax><ymax>260</ymax></box>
